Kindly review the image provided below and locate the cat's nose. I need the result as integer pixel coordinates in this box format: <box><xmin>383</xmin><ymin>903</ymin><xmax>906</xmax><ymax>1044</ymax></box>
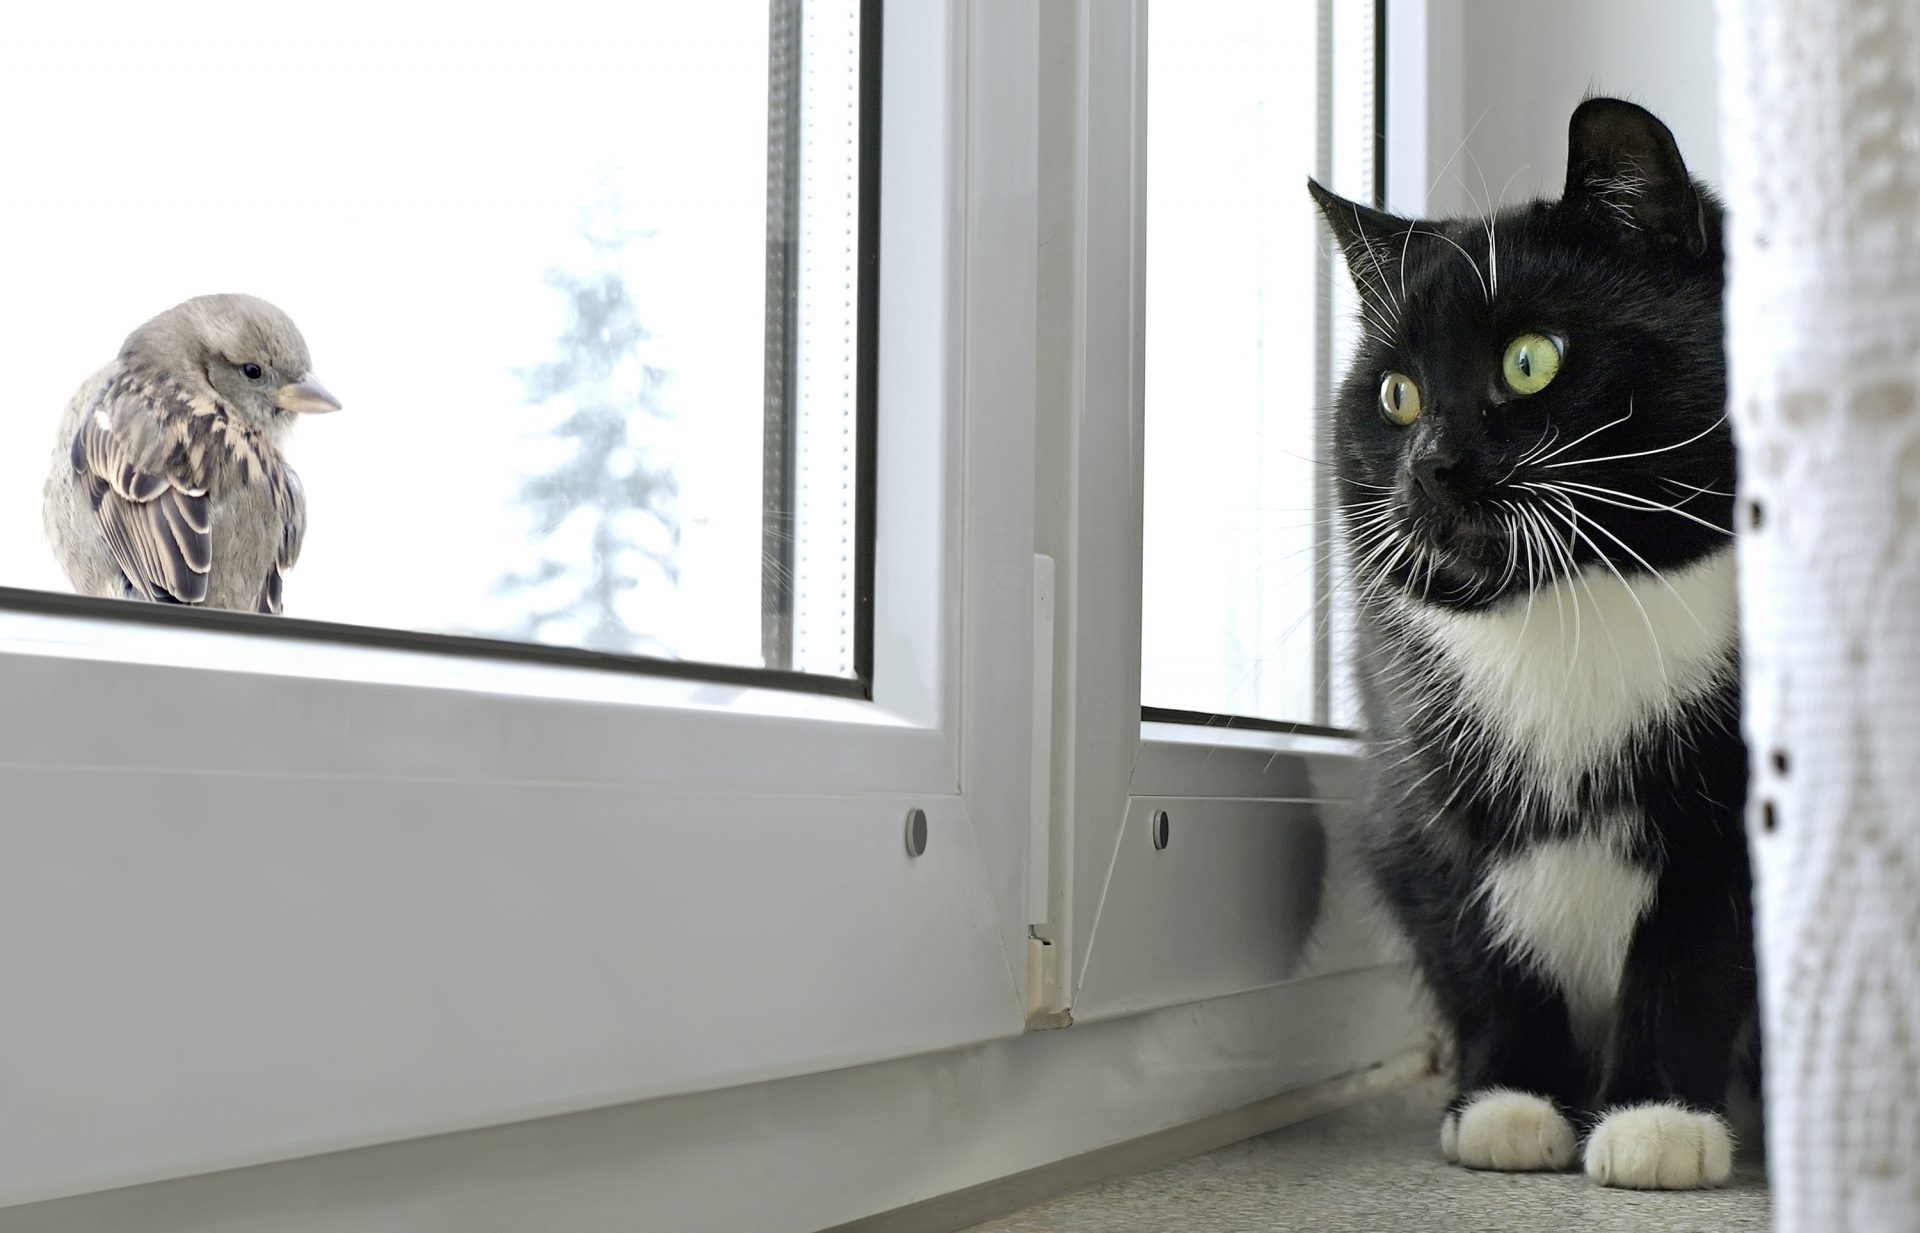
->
<box><xmin>1411</xmin><ymin>441</ymin><xmax>1469</xmax><ymax>502</ymax></box>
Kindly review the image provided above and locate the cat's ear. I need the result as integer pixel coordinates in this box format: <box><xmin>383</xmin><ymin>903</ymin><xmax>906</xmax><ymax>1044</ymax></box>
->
<box><xmin>1308</xmin><ymin>178</ymin><xmax>1415</xmax><ymax>306</ymax></box>
<box><xmin>1563</xmin><ymin>97</ymin><xmax>1707</xmax><ymax>255</ymax></box>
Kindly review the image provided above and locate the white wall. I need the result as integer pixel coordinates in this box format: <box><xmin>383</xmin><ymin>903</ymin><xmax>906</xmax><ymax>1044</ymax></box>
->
<box><xmin>1400</xmin><ymin>0</ymin><xmax>1721</xmax><ymax>218</ymax></box>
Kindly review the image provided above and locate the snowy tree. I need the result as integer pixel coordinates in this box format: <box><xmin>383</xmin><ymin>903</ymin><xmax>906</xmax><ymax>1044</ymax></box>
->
<box><xmin>494</xmin><ymin>197</ymin><xmax>678</xmax><ymax>655</ymax></box>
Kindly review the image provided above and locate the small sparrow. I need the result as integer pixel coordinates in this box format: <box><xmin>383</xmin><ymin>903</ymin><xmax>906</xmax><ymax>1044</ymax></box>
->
<box><xmin>43</xmin><ymin>294</ymin><xmax>340</xmax><ymax>614</ymax></box>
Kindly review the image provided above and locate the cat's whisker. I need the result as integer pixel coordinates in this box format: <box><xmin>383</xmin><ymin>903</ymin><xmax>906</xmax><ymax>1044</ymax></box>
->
<box><xmin>1483</xmin><ymin>162</ymin><xmax>1538</xmax><ymax>306</ymax></box>
<box><xmin>1344</xmin><ymin>518</ymin><xmax>1405</xmax><ymax>553</ymax></box>
<box><xmin>1259</xmin><ymin>438</ymin><xmax>1381</xmax><ymax>480</ymax></box>
<box><xmin>1495</xmin><ymin>508</ymin><xmax>1523</xmax><ymax>595</ymax></box>
<box><xmin>1656</xmin><ymin>476</ymin><xmax>1735</xmax><ymax>501</ymax></box>
<box><xmin>1499</xmin><ymin>499</ymin><xmax>1542</xmax><ymax>647</ymax></box>
<box><xmin>1519</xmin><ymin>500</ymin><xmax>1577</xmax><ymax>665</ymax></box>
<box><xmin>1425</xmin><ymin>106</ymin><xmax>1491</xmax><ymax>215</ymax></box>
<box><xmin>1356</xmin><ymin>285</ymin><xmax>1398</xmax><ymax>321</ymax></box>
<box><xmin>1355</xmin><ymin>301</ymin><xmax>1398</xmax><ymax>346</ymax></box>
<box><xmin>1419</xmin><ymin>539</ymin><xmax>1441</xmax><ymax>601</ymax></box>
<box><xmin>1462</xmin><ymin>144</ymin><xmax>1506</xmax><ymax>301</ymax></box>
<box><xmin>1421</xmin><ymin>227</ymin><xmax>1493</xmax><ymax>304</ymax></box>
<box><xmin>1348</xmin><ymin>518</ymin><xmax>1405</xmax><ymax>570</ymax></box>
<box><xmin>1373</xmin><ymin>533</ymin><xmax>1422</xmax><ymax>601</ymax></box>
<box><xmin>1541</xmin><ymin>411</ymin><xmax>1729</xmax><ymax>470</ymax></box>
<box><xmin>1352</xmin><ymin>545</ymin><xmax>1409</xmax><ymax>602</ymax></box>
<box><xmin>1541</xmin><ymin>486</ymin><xmax>1712</xmax><ymax>637</ymax></box>
<box><xmin>1503</xmin><ymin>426</ymin><xmax>1563</xmax><ymax>482</ymax></box>
<box><xmin>1358</xmin><ymin>531</ymin><xmax>1413</xmax><ymax>593</ymax></box>
<box><xmin>1343</xmin><ymin>507</ymin><xmax>1397</xmax><ymax>534</ymax></box>
<box><xmin>1495</xmin><ymin>163</ymin><xmax>1531</xmax><ymax>212</ymax></box>
<box><xmin>1568</xmin><ymin>554</ymin><xmax>1625</xmax><ymax>669</ymax></box>
<box><xmin>1543</xmin><ymin>480</ymin><xmax>1735</xmax><ymax>538</ymax></box>
<box><xmin>1521</xmin><ymin>502</ymin><xmax>1573</xmax><ymax>652</ymax></box>
<box><xmin>1349</xmin><ymin>203</ymin><xmax>1405</xmax><ymax>320</ymax></box>
<box><xmin>1203</xmin><ymin>546</ymin><xmax>1340</xmax><ymax>590</ymax></box>
<box><xmin>1398</xmin><ymin>225</ymin><xmax>1416</xmax><ymax>307</ymax></box>
<box><xmin>1529</xmin><ymin>398</ymin><xmax>1637</xmax><ymax>466</ymax></box>
<box><xmin>1331</xmin><ymin>524</ymin><xmax>1390</xmax><ymax>548</ymax></box>
<box><xmin>1540</xmin><ymin>490</ymin><xmax>1667</xmax><ymax>686</ymax></box>
<box><xmin>1487</xmin><ymin>223</ymin><xmax>1499</xmax><ymax>301</ymax></box>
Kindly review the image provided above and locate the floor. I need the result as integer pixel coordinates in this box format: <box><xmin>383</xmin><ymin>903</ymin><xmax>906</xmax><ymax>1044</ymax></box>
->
<box><xmin>960</xmin><ymin>1081</ymin><xmax>1770</xmax><ymax>1233</ymax></box>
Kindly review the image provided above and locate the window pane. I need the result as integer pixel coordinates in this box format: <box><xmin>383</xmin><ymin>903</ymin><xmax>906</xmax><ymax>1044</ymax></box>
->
<box><xmin>1142</xmin><ymin>0</ymin><xmax>1374</xmax><ymax>726</ymax></box>
<box><xmin>1</xmin><ymin>0</ymin><xmax>864</xmax><ymax>682</ymax></box>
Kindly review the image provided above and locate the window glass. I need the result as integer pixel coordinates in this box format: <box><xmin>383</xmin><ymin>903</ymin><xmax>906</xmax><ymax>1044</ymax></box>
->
<box><xmin>0</xmin><ymin>0</ymin><xmax>864</xmax><ymax>680</ymax></box>
<box><xmin>1142</xmin><ymin>0</ymin><xmax>1374</xmax><ymax>726</ymax></box>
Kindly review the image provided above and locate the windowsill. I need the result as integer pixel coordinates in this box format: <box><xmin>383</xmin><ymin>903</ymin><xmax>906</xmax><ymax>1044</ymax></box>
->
<box><xmin>1130</xmin><ymin>720</ymin><xmax>1363</xmax><ymax>801</ymax></box>
<box><xmin>1141</xmin><ymin>718</ymin><xmax>1360</xmax><ymax>757</ymax></box>
<box><xmin>0</xmin><ymin>597</ymin><xmax>918</xmax><ymax>729</ymax></box>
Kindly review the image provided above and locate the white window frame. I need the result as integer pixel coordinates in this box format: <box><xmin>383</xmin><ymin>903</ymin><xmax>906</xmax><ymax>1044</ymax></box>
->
<box><xmin>0</xmin><ymin>0</ymin><xmax>1431</xmax><ymax>1220</ymax></box>
<box><xmin>1041</xmin><ymin>0</ymin><xmax>1398</xmax><ymax>1028</ymax></box>
<box><xmin>0</xmin><ymin>2</ymin><xmax>1049</xmax><ymax>1207</ymax></box>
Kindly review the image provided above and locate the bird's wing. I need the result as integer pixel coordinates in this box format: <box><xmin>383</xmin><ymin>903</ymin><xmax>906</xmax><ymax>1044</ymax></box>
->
<box><xmin>69</xmin><ymin>368</ymin><xmax>305</xmax><ymax>610</ymax></box>
<box><xmin>69</xmin><ymin>375</ymin><xmax>214</xmax><ymax>605</ymax></box>
<box><xmin>256</xmin><ymin>467</ymin><xmax>305</xmax><ymax>615</ymax></box>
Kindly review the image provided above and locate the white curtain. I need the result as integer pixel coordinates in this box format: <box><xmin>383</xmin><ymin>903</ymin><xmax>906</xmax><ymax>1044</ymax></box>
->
<box><xmin>1716</xmin><ymin>2</ymin><xmax>1920</xmax><ymax>1226</ymax></box>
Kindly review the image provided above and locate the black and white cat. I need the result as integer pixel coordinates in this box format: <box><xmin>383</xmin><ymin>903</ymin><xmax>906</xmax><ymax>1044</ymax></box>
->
<box><xmin>1310</xmin><ymin>98</ymin><xmax>1753</xmax><ymax>1190</ymax></box>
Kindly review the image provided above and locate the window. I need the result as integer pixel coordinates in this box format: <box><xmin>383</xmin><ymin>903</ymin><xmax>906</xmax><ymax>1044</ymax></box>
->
<box><xmin>1</xmin><ymin>1</ymin><xmax>870</xmax><ymax>685</ymax></box>
<box><xmin>0</xmin><ymin>2</ymin><xmax>1058</xmax><ymax>1204</ymax></box>
<box><xmin>0</xmin><ymin>1</ymin><xmax>1419</xmax><ymax>1217</ymax></box>
<box><xmin>1140</xmin><ymin>0</ymin><xmax>1377</xmax><ymax>728</ymax></box>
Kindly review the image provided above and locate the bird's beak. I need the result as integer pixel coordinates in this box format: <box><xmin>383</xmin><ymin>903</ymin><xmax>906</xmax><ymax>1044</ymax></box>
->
<box><xmin>274</xmin><ymin>374</ymin><xmax>342</xmax><ymax>415</ymax></box>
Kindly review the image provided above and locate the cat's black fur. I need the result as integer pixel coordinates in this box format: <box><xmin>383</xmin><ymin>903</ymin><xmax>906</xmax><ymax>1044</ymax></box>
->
<box><xmin>1311</xmin><ymin>99</ymin><xmax>1754</xmax><ymax>1180</ymax></box>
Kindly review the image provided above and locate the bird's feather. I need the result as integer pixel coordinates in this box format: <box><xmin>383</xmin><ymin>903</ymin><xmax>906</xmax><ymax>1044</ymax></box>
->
<box><xmin>68</xmin><ymin>367</ymin><xmax>303</xmax><ymax>607</ymax></box>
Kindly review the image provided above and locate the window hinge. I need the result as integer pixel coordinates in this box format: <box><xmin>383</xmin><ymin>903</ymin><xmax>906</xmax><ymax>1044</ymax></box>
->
<box><xmin>1025</xmin><ymin>932</ymin><xmax>1072</xmax><ymax>1030</ymax></box>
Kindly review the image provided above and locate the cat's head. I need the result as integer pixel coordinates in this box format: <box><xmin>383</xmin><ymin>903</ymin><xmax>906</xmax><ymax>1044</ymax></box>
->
<box><xmin>1310</xmin><ymin>98</ymin><xmax>1732</xmax><ymax>614</ymax></box>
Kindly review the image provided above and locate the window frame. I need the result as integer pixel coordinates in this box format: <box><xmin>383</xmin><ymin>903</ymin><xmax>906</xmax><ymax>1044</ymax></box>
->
<box><xmin>0</xmin><ymin>0</ymin><xmax>1426</xmax><ymax>1215</ymax></box>
<box><xmin>0</xmin><ymin>0</ymin><xmax>1045</xmax><ymax>1206</ymax></box>
<box><xmin>1037</xmin><ymin>0</ymin><xmax>1388</xmax><ymax>1026</ymax></box>
<box><xmin>1132</xmin><ymin>0</ymin><xmax>1382</xmax><ymax>733</ymax></box>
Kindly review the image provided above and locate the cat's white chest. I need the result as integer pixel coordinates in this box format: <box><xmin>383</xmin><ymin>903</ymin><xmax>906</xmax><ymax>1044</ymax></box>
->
<box><xmin>1478</xmin><ymin>833</ymin><xmax>1655</xmax><ymax>1044</ymax></box>
<box><xmin>1400</xmin><ymin>547</ymin><xmax>1738</xmax><ymax>809</ymax></box>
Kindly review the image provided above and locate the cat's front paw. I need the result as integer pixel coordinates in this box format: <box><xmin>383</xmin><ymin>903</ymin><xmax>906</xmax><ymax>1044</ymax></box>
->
<box><xmin>1440</xmin><ymin>1089</ymin><xmax>1578</xmax><ymax>1171</ymax></box>
<box><xmin>1584</xmin><ymin>1103</ymin><xmax>1734</xmax><ymax>1189</ymax></box>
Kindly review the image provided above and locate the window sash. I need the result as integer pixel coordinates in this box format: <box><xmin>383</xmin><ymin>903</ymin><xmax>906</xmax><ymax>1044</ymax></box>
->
<box><xmin>0</xmin><ymin>0</ymin><xmax>1402</xmax><ymax>1214</ymax></box>
<box><xmin>0</xmin><ymin>2</ymin><xmax>1047</xmax><ymax>1206</ymax></box>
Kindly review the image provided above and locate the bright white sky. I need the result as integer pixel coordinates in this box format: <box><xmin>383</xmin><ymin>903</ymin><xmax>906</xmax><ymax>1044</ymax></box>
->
<box><xmin>0</xmin><ymin>1</ymin><xmax>771</xmax><ymax>667</ymax></box>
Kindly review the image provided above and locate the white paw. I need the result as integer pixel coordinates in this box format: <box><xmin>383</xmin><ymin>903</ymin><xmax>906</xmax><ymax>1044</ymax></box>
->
<box><xmin>1442</xmin><ymin>1089</ymin><xmax>1578</xmax><ymax>1171</ymax></box>
<box><xmin>1584</xmin><ymin>1103</ymin><xmax>1734</xmax><ymax>1189</ymax></box>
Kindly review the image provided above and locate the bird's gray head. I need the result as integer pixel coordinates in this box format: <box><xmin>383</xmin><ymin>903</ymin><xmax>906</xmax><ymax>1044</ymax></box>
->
<box><xmin>121</xmin><ymin>293</ymin><xmax>341</xmax><ymax>431</ymax></box>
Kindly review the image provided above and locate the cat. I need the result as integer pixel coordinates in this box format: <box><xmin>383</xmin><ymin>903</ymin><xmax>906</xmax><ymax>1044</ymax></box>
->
<box><xmin>1309</xmin><ymin>97</ymin><xmax>1753</xmax><ymax>1190</ymax></box>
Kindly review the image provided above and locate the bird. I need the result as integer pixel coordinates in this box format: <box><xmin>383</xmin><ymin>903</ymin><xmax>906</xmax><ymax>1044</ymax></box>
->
<box><xmin>43</xmin><ymin>294</ymin><xmax>340</xmax><ymax>614</ymax></box>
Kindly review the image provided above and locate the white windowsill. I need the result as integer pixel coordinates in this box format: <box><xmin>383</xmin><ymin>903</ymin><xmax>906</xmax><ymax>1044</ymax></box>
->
<box><xmin>0</xmin><ymin>606</ymin><xmax>917</xmax><ymax>728</ymax></box>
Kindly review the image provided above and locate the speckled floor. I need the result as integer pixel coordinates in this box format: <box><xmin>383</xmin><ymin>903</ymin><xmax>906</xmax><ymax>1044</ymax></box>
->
<box><xmin>960</xmin><ymin>1081</ymin><xmax>1770</xmax><ymax>1233</ymax></box>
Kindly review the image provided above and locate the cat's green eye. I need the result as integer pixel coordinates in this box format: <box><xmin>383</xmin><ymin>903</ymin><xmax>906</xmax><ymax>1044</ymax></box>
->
<box><xmin>1379</xmin><ymin>372</ymin><xmax>1422</xmax><ymax>426</ymax></box>
<box><xmin>1502</xmin><ymin>332</ymin><xmax>1564</xmax><ymax>396</ymax></box>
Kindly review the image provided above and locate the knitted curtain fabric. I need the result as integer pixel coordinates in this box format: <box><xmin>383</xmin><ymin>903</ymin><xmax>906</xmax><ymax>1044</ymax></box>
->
<box><xmin>1716</xmin><ymin>2</ymin><xmax>1920</xmax><ymax>1226</ymax></box>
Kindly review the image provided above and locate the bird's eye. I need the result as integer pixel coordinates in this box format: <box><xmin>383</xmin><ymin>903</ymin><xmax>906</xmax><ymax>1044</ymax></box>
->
<box><xmin>1501</xmin><ymin>332</ymin><xmax>1564</xmax><ymax>396</ymax></box>
<box><xmin>1379</xmin><ymin>372</ymin><xmax>1422</xmax><ymax>426</ymax></box>
<box><xmin>241</xmin><ymin>362</ymin><xmax>265</xmax><ymax>381</ymax></box>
